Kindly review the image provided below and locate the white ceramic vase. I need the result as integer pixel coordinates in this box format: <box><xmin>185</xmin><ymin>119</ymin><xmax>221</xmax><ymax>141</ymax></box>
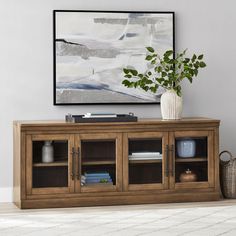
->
<box><xmin>160</xmin><ymin>90</ymin><xmax>183</xmax><ymax>120</ymax></box>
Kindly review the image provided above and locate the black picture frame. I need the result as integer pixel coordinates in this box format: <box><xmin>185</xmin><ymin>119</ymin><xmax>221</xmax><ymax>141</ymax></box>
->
<box><xmin>53</xmin><ymin>10</ymin><xmax>175</xmax><ymax>105</ymax></box>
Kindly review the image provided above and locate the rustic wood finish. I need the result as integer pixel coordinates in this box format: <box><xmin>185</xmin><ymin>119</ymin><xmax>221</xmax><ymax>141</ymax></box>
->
<box><xmin>33</xmin><ymin>161</ymin><xmax>68</xmax><ymax>167</ymax></box>
<box><xmin>169</xmin><ymin>130</ymin><xmax>215</xmax><ymax>190</ymax></box>
<box><xmin>123</xmin><ymin>131</ymin><xmax>168</xmax><ymax>191</ymax></box>
<box><xmin>13</xmin><ymin>118</ymin><xmax>221</xmax><ymax>209</ymax></box>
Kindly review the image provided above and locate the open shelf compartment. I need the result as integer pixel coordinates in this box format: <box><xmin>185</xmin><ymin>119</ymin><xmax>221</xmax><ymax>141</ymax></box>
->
<box><xmin>175</xmin><ymin>137</ymin><xmax>208</xmax><ymax>183</ymax></box>
<box><xmin>81</xmin><ymin>140</ymin><xmax>116</xmax><ymax>187</ymax></box>
<box><xmin>32</xmin><ymin>140</ymin><xmax>69</xmax><ymax>188</ymax></box>
<box><xmin>128</xmin><ymin>138</ymin><xmax>163</xmax><ymax>185</ymax></box>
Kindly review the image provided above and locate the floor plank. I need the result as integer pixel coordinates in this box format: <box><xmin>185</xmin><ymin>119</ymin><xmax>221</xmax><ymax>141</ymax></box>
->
<box><xmin>0</xmin><ymin>200</ymin><xmax>236</xmax><ymax>236</ymax></box>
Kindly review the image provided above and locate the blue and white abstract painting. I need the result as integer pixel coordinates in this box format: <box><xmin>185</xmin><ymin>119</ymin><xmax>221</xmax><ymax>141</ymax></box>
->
<box><xmin>54</xmin><ymin>11</ymin><xmax>174</xmax><ymax>104</ymax></box>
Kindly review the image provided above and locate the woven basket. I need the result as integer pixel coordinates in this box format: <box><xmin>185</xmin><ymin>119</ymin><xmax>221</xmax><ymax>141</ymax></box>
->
<box><xmin>220</xmin><ymin>151</ymin><xmax>236</xmax><ymax>198</ymax></box>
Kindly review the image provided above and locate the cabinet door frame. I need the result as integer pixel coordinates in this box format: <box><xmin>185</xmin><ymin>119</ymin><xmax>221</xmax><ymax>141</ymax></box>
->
<box><xmin>25</xmin><ymin>134</ymin><xmax>75</xmax><ymax>196</ymax></box>
<box><xmin>75</xmin><ymin>133</ymin><xmax>123</xmax><ymax>193</ymax></box>
<box><xmin>123</xmin><ymin>131</ymin><xmax>169</xmax><ymax>191</ymax></box>
<box><xmin>169</xmin><ymin>130</ymin><xmax>214</xmax><ymax>190</ymax></box>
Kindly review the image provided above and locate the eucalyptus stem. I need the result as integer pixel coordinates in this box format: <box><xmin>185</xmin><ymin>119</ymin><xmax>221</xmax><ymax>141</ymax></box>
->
<box><xmin>122</xmin><ymin>47</ymin><xmax>206</xmax><ymax>97</ymax></box>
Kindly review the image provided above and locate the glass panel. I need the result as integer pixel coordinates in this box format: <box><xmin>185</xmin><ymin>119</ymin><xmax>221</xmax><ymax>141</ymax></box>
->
<box><xmin>32</xmin><ymin>140</ymin><xmax>68</xmax><ymax>188</ymax></box>
<box><xmin>175</xmin><ymin>137</ymin><xmax>208</xmax><ymax>183</ymax></box>
<box><xmin>128</xmin><ymin>138</ymin><xmax>163</xmax><ymax>185</ymax></box>
<box><xmin>81</xmin><ymin>140</ymin><xmax>116</xmax><ymax>187</ymax></box>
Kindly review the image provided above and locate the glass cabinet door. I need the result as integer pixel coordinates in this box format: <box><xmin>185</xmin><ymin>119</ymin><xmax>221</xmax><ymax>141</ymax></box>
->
<box><xmin>169</xmin><ymin>131</ymin><xmax>214</xmax><ymax>189</ymax></box>
<box><xmin>26</xmin><ymin>134</ymin><xmax>75</xmax><ymax>195</ymax></box>
<box><xmin>123</xmin><ymin>132</ymin><xmax>168</xmax><ymax>191</ymax></box>
<box><xmin>75</xmin><ymin>133</ymin><xmax>122</xmax><ymax>193</ymax></box>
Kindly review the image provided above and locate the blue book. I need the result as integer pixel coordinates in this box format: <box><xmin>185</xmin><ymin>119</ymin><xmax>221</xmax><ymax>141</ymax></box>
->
<box><xmin>85</xmin><ymin>172</ymin><xmax>110</xmax><ymax>177</ymax></box>
<box><xmin>85</xmin><ymin>182</ymin><xmax>113</xmax><ymax>186</ymax></box>
<box><xmin>85</xmin><ymin>176</ymin><xmax>111</xmax><ymax>180</ymax></box>
<box><xmin>86</xmin><ymin>178</ymin><xmax>112</xmax><ymax>183</ymax></box>
<box><xmin>85</xmin><ymin>175</ymin><xmax>110</xmax><ymax>180</ymax></box>
<box><xmin>85</xmin><ymin>171</ymin><xmax>109</xmax><ymax>175</ymax></box>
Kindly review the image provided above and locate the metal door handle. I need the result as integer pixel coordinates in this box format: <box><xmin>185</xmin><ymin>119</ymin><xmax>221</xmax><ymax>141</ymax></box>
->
<box><xmin>76</xmin><ymin>147</ymin><xmax>80</xmax><ymax>180</ymax></box>
<box><xmin>71</xmin><ymin>147</ymin><xmax>76</xmax><ymax>180</ymax></box>
<box><xmin>165</xmin><ymin>145</ymin><xmax>169</xmax><ymax>177</ymax></box>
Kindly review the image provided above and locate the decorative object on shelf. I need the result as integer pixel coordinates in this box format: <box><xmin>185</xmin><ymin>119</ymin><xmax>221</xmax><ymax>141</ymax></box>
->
<box><xmin>81</xmin><ymin>172</ymin><xmax>113</xmax><ymax>186</ymax></box>
<box><xmin>220</xmin><ymin>151</ymin><xmax>236</xmax><ymax>198</ymax></box>
<box><xmin>122</xmin><ymin>48</ymin><xmax>206</xmax><ymax>119</ymax></box>
<box><xmin>54</xmin><ymin>10</ymin><xmax>174</xmax><ymax>105</ymax></box>
<box><xmin>65</xmin><ymin>113</ymin><xmax>75</xmax><ymax>122</ymax></box>
<box><xmin>65</xmin><ymin>114</ymin><xmax>138</xmax><ymax>123</ymax></box>
<box><xmin>160</xmin><ymin>90</ymin><xmax>182</xmax><ymax>119</ymax></box>
<box><xmin>42</xmin><ymin>141</ymin><xmax>54</xmax><ymax>163</ymax></box>
<box><xmin>179</xmin><ymin>169</ymin><xmax>197</xmax><ymax>182</ymax></box>
<box><xmin>177</xmin><ymin>139</ymin><xmax>196</xmax><ymax>158</ymax></box>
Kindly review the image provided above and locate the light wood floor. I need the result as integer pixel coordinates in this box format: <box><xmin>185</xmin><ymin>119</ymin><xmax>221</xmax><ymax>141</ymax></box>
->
<box><xmin>1</xmin><ymin>200</ymin><xmax>236</xmax><ymax>235</ymax></box>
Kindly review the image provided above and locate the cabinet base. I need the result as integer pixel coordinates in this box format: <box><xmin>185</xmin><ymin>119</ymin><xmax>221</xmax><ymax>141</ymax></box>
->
<box><xmin>17</xmin><ymin>191</ymin><xmax>220</xmax><ymax>209</ymax></box>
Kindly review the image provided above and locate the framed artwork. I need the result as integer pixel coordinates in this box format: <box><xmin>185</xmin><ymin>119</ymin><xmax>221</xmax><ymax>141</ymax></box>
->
<box><xmin>53</xmin><ymin>10</ymin><xmax>175</xmax><ymax>105</ymax></box>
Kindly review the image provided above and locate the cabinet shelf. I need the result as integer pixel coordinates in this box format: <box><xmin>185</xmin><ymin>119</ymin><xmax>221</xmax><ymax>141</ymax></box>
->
<box><xmin>33</xmin><ymin>161</ymin><xmax>68</xmax><ymax>167</ymax></box>
<box><xmin>129</xmin><ymin>159</ymin><xmax>162</xmax><ymax>164</ymax></box>
<box><xmin>175</xmin><ymin>157</ymin><xmax>207</xmax><ymax>163</ymax></box>
<box><xmin>82</xmin><ymin>160</ymin><xmax>116</xmax><ymax>165</ymax></box>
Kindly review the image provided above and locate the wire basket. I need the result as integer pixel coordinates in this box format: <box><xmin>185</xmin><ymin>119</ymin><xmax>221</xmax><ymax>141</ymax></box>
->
<box><xmin>220</xmin><ymin>151</ymin><xmax>236</xmax><ymax>198</ymax></box>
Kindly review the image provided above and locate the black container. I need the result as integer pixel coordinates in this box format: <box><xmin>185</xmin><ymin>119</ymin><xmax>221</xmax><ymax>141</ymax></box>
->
<box><xmin>65</xmin><ymin>114</ymin><xmax>138</xmax><ymax>123</ymax></box>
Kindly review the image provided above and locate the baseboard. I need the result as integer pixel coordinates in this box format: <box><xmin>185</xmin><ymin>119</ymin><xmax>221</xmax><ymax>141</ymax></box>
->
<box><xmin>0</xmin><ymin>187</ymin><xmax>12</xmax><ymax>202</ymax></box>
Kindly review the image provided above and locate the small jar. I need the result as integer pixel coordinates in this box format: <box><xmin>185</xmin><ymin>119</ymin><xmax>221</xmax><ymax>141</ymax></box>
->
<box><xmin>177</xmin><ymin>138</ymin><xmax>196</xmax><ymax>158</ymax></box>
<box><xmin>179</xmin><ymin>169</ymin><xmax>197</xmax><ymax>182</ymax></box>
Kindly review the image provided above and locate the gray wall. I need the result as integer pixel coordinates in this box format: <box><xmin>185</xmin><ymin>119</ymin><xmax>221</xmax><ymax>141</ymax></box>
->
<box><xmin>0</xmin><ymin>0</ymin><xmax>235</xmax><ymax>201</ymax></box>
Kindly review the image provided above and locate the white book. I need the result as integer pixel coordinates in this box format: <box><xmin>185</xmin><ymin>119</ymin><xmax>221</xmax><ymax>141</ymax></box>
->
<box><xmin>129</xmin><ymin>152</ymin><xmax>163</xmax><ymax>160</ymax></box>
<box><xmin>131</xmin><ymin>152</ymin><xmax>160</xmax><ymax>156</ymax></box>
<box><xmin>129</xmin><ymin>156</ymin><xmax>163</xmax><ymax>161</ymax></box>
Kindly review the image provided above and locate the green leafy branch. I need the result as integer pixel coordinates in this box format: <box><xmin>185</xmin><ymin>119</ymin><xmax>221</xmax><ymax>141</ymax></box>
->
<box><xmin>122</xmin><ymin>47</ymin><xmax>206</xmax><ymax>96</ymax></box>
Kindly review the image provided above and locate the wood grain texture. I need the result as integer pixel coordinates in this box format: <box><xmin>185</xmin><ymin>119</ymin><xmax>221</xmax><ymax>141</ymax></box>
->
<box><xmin>13</xmin><ymin>123</ymin><xmax>21</xmax><ymax>207</ymax></box>
<box><xmin>21</xmin><ymin>191</ymin><xmax>220</xmax><ymax>209</ymax></box>
<box><xmin>33</xmin><ymin>161</ymin><xmax>68</xmax><ymax>167</ymax></box>
<box><xmin>26</xmin><ymin>187</ymin><xmax>216</xmax><ymax>200</ymax></box>
<box><xmin>175</xmin><ymin>157</ymin><xmax>207</xmax><ymax>162</ymax></box>
<box><xmin>116</xmin><ymin>133</ymin><xmax>123</xmax><ymax>192</ymax></box>
<box><xmin>82</xmin><ymin>160</ymin><xmax>116</xmax><ymax>165</ymax></box>
<box><xmin>25</xmin><ymin>134</ymin><xmax>75</xmax><ymax>195</ymax></box>
<box><xmin>208</xmin><ymin>131</ymin><xmax>215</xmax><ymax>188</ymax></box>
<box><xmin>21</xmin><ymin>132</ymin><xmax>26</xmax><ymax>201</ymax></box>
<box><xmin>214</xmin><ymin>127</ymin><xmax>221</xmax><ymax>193</ymax></box>
<box><xmin>19</xmin><ymin>118</ymin><xmax>220</xmax><ymax>133</ymax></box>
<box><xmin>31</xmin><ymin>187</ymin><xmax>70</xmax><ymax>195</ymax></box>
<box><xmin>74</xmin><ymin>135</ymin><xmax>81</xmax><ymax>193</ymax></box>
<box><xmin>26</xmin><ymin>135</ymin><xmax>32</xmax><ymax>195</ymax></box>
<box><xmin>16</xmin><ymin>117</ymin><xmax>220</xmax><ymax>126</ymax></box>
<box><xmin>175</xmin><ymin>182</ymin><xmax>210</xmax><ymax>189</ymax></box>
<box><xmin>13</xmin><ymin>118</ymin><xmax>221</xmax><ymax>209</ymax></box>
<box><xmin>122</xmin><ymin>133</ymin><xmax>129</xmax><ymax>192</ymax></box>
<box><xmin>129</xmin><ymin>159</ymin><xmax>162</xmax><ymax>164</ymax></box>
<box><xmin>123</xmin><ymin>131</ymin><xmax>168</xmax><ymax>191</ymax></box>
<box><xmin>169</xmin><ymin>132</ymin><xmax>175</xmax><ymax>189</ymax></box>
<box><xmin>68</xmin><ymin>135</ymin><xmax>75</xmax><ymax>193</ymax></box>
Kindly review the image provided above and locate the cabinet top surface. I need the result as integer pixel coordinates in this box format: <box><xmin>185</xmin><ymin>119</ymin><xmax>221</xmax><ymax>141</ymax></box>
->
<box><xmin>14</xmin><ymin>117</ymin><xmax>220</xmax><ymax>128</ymax></box>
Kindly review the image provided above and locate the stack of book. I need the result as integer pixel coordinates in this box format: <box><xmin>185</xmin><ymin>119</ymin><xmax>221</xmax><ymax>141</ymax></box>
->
<box><xmin>83</xmin><ymin>113</ymin><xmax>117</xmax><ymax>118</ymax></box>
<box><xmin>81</xmin><ymin>172</ymin><xmax>113</xmax><ymax>186</ymax></box>
<box><xmin>128</xmin><ymin>152</ymin><xmax>163</xmax><ymax>161</ymax></box>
